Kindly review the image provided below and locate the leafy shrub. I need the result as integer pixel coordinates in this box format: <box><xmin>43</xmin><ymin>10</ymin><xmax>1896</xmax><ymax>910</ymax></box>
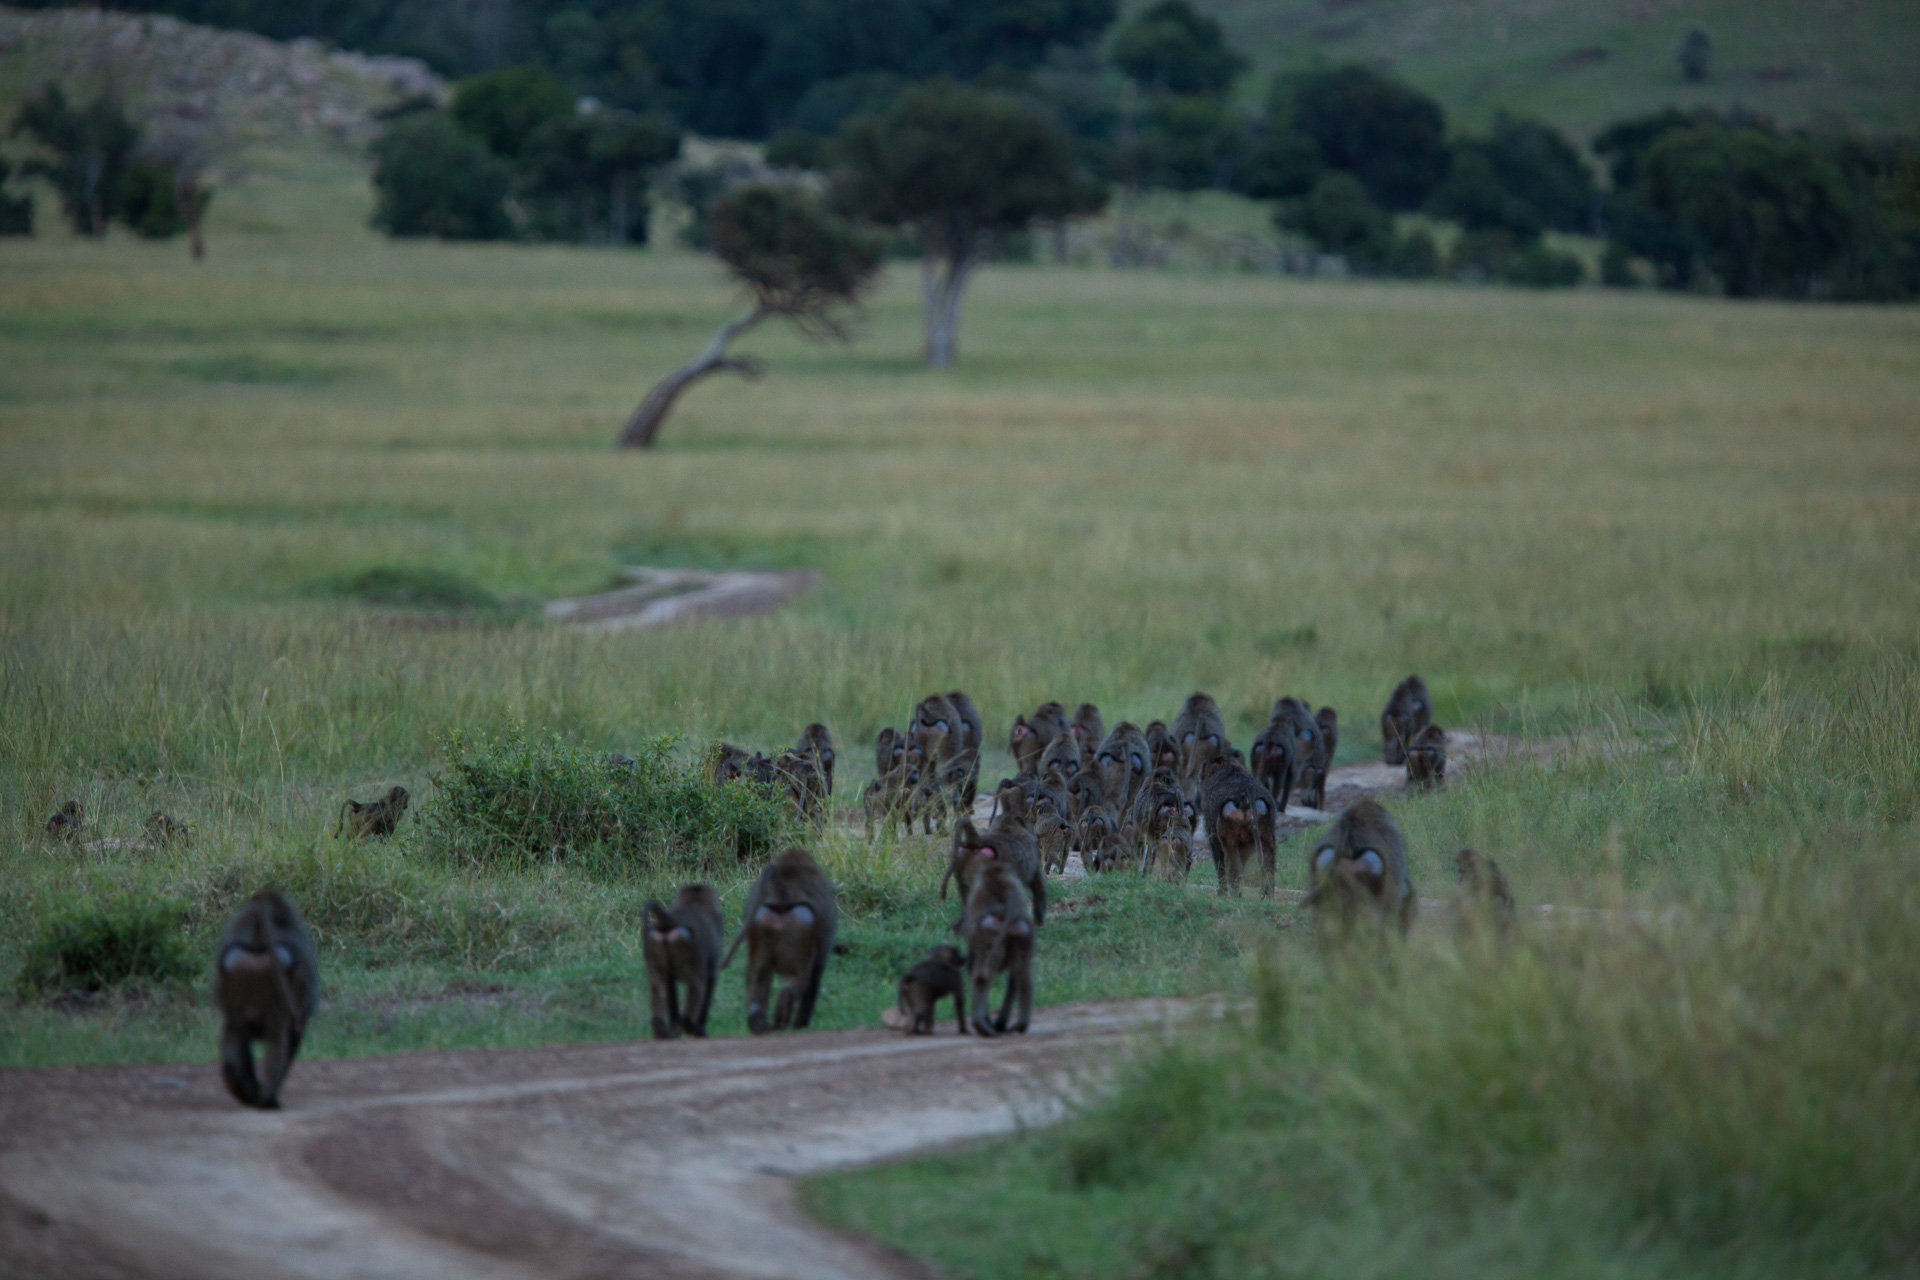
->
<box><xmin>370</xmin><ymin>111</ymin><xmax>512</xmax><ymax>240</ymax></box>
<box><xmin>421</xmin><ymin>725</ymin><xmax>795</xmax><ymax>871</ymax></box>
<box><xmin>119</xmin><ymin>157</ymin><xmax>189</xmax><ymax>238</ymax></box>
<box><xmin>1451</xmin><ymin>229</ymin><xmax>1585</xmax><ymax>288</ymax></box>
<box><xmin>16</xmin><ymin>894</ymin><xmax>195</xmax><ymax>997</ymax></box>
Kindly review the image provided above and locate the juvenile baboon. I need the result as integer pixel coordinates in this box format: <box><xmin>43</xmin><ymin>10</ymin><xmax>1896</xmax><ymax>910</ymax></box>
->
<box><xmin>1200</xmin><ymin>757</ymin><xmax>1279</xmax><ymax>897</ymax></box>
<box><xmin>794</xmin><ymin>723</ymin><xmax>837</xmax><ymax>796</ymax></box>
<box><xmin>642</xmin><ymin>884</ymin><xmax>724</xmax><ymax>1039</ymax></box>
<box><xmin>1172</xmin><ymin>693</ymin><xmax>1228</xmax><ymax>799</ymax></box>
<box><xmin>1379</xmin><ymin>675</ymin><xmax>1432</xmax><ymax>767</ymax></box>
<box><xmin>723</xmin><ymin>847</ymin><xmax>838</xmax><ymax>1034</ymax></box>
<box><xmin>1074</xmin><ymin>802</ymin><xmax>1124</xmax><ymax>872</ymax></box>
<box><xmin>862</xmin><ymin>762</ymin><xmax>921</xmax><ymax>838</ymax></box>
<box><xmin>143</xmin><ymin>811</ymin><xmax>192</xmax><ymax>851</ymax></box>
<box><xmin>1132</xmin><ymin>770</ymin><xmax>1195</xmax><ymax>879</ymax></box>
<box><xmin>1033</xmin><ymin>808</ymin><xmax>1073</xmax><ymax>874</ymax></box>
<box><xmin>896</xmin><ymin>944</ymin><xmax>968</xmax><ymax>1035</ymax></box>
<box><xmin>1094</xmin><ymin>722</ymin><xmax>1150</xmax><ymax>817</ymax></box>
<box><xmin>43</xmin><ymin>800</ymin><xmax>82</xmax><ymax>842</ymax></box>
<box><xmin>1302</xmin><ymin>799</ymin><xmax>1415</xmax><ymax>942</ymax></box>
<box><xmin>774</xmin><ymin>748</ymin><xmax>828</xmax><ymax>821</ymax></box>
<box><xmin>960</xmin><ymin>861</ymin><xmax>1035</xmax><ymax>1037</ymax></box>
<box><xmin>1454</xmin><ymin>847</ymin><xmax>1514</xmax><ymax>936</ymax></box>
<box><xmin>1405</xmin><ymin>723</ymin><xmax>1447</xmax><ymax>788</ymax></box>
<box><xmin>1144</xmin><ymin>721</ymin><xmax>1180</xmax><ymax>775</ymax></box>
<box><xmin>1249</xmin><ymin>716</ymin><xmax>1298</xmax><ymax>812</ymax></box>
<box><xmin>1273</xmin><ymin>697</ymin><xmax>1330</xmax><ymax>810</ymax></box>
<box><xmin>1069</xmin><ymin>703</ymin><xmax>1105</xmax><ymax>753</ymax></box>
<box><xmin>940</xmin><ymin>816</ymin><xmax>1046</xmax><ymax>926</ymax></box>
<box><xmin>213</xmin><ymin>890</ymin><xmax>319</xmax><ymax>1109</ymax></box>
<box><xmin>711</xmin><ymin>743</ymin><xmax>752</xmax><ymax>786</ymax></box>
<box><xmin>1316</xmin><ymin>707</ymin><xmax>1340</xmax><ymax>770</ymax></box>
<box><xmin>335</xmin><ymin>786</ymin><xmax>409</xmax><ymax>840</ymax></box>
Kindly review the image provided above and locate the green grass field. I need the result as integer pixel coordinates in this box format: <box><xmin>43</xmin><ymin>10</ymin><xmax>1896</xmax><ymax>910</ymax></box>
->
<box><xmin>3</xmin><ymin>151</ymin><xmax>1918</xmax><ymax>1275</ymax></box>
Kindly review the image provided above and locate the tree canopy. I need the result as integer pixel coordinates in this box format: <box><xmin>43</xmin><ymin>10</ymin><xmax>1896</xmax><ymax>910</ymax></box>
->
<box><xmin>1110</xmin><ymin>0</ymin><xmax>1244</xmax><ymax>97</ymax></box>
<box><xmin>1286</xmin><ymin>65</ymin><xmax>1449</xmax><ymax>211</ymax></box>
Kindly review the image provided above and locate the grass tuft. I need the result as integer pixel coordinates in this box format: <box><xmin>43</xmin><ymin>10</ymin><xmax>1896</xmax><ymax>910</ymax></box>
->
<box><xmin>16</xmin><ymin>893</ymin><xmax>196</xmax><ymax>998</ymax></box>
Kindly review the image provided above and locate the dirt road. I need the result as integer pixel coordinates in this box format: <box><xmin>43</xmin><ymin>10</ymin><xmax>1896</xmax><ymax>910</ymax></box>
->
<box><xmin>0</xmin><ymin>999</ymin><xmax>1197</xmax><ymax>1280</ymax></box>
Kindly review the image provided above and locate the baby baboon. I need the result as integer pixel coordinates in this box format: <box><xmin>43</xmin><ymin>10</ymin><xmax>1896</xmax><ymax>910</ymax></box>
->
<box><xmin>896</xmin><ymin>944</ymin><xmax>968</xmax><ymax>1035</ymax></box>
<box><xmin>1144</xmin><ymin>721</ymin><xmax>1180</xmax><ymax>775</ymax></box>
<box><xmin>793</xmin><ymin>723</ymin><xmax>836</xmax><ymax>796</ymax></box>
<box><xmin>1316</xmin><ymin>707</ymin><xmax>1340</xmax><ymax>769</ymax></box>
<box><xmin>1074</xmin><ymin>803</ymin><xmax>1124</xmax><ymax>873</ymax></box>
<box><xmin>774</xmin><ymin>748</ymin><xmax>828</xmax><ymax>822</ymax></box>
<box><xmin>336</xmin><ymin>786</ymin><xmax>409</xmax><ymax>840</ymax></box>
<box><xmin>1172</xmin><ymin>693</ymin><xmax>1228</xmax><ymax>799</ymax></box>
<box><xmin>1406</xmin><ymin>723</ymin><xmax>1447</xmax><ymax>788</ymax></box>
<box><xmin>143</xmin><ymin>811</ymin><xmax>192</xmax><ymax>851</ymax></box>
<box><xmin>1302</xmin><ymin>799</ymin><xmax>1416</xmax><ymax>942</ymax></box>
<box><xmin>214</xmin><ymin>890</ymin><xmax>319</xmax><ymax>1109</ymax></box>
<box><xmin>1095</xmin><ymin>722</ymin><xmax>1150</xmax><ymax>817</ymax></box>
<box><xmin>1379</xmin><ymin>675</ymin><xmax>1432</xmax><ymax>767</ymax></box>
<box><xmin>1200</xmin><ymin>757</ymin><xmax>1279</xmax><ymax>897</ymax></box>
<box><xmin>723</xmin><ymin>848</ymin><xmax>838</xmax><ymax>1034</ymax></box>
<box><xmin>960</xmin><ymin>861</ymin><xmax>1035</xmax><ymax>1037</ymax></box>
<box><xmin>711</xmin><ymin>743</ymin><xmax>752</xmax><ymax>786</ymax></box>
<box><xmin>1069</xmin><ymin>703</ymin><xmax>1105</xmax><ymax>753</ymax></box>
<box><xmin>643</xmin><ymin>884</ymin><xmax>724</xmax><ymax>1039</ymax></box>
<box><xmin>1249</xmin><ymin>716</ymin><xmax>1298</xmax><ymax>812</ymax></box>
<box><xmin>1454</xmin><ymin>847</ymin><xmax>1515</xmax><ymax>936</ymax></box>
<box><xmin>44</xmin><ymin>800</ymin><xmax>82</xmax><ymax>842</ymax></box>
<box><xmin>1273</xmin><ymin>697</ymin><xmax>1330</xmax><ymax>810</ymax></box>
<box><xmin>940</xmin><ymin>816</ymin><xmax>1046</xmax><ymax>926</ymax></box>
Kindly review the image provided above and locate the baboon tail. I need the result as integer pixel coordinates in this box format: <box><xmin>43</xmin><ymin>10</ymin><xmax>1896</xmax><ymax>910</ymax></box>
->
<box><xmin>719</xmin><ymin>926</ymin><xmax>747</xmax><ymax>970</ymax></box>
<box><xmin>643</xmin><ymin>899</ymin><xmax>673</xmax><ymax>934</ymax></box>
<box><xmin>331</xmin><ymin>799</ymin><xmax>352</xmax><ymax>838</ymax></box>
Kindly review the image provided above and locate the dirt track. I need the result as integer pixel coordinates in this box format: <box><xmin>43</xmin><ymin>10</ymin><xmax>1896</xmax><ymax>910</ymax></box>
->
<box><xmin>0</xmin><ymin>999</ymin><xmax>1199</xmax><ymax>1280</ymax></box>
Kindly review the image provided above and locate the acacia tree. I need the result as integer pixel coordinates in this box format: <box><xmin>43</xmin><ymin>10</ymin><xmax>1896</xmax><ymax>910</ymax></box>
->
<box><xmin>617</xmin><ymin>183</ymin><xmax>880</xmax><ymax>449</ymax></box>
<box><xmin>833</xmin><ymin>81</ymin><xmax>1106</xmax><ymax>367</ymax></box>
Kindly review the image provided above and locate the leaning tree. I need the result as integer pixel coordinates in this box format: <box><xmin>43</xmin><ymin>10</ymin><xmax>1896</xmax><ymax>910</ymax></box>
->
<box><xmin>832</xmin><ymin>80</ymin><xmax>1106</xmax><ymax>367</ymax></box>
<box><xmin>617</xmin><ymin>183</ymin><xmax>880</xmax><ymax>449</ymax></box>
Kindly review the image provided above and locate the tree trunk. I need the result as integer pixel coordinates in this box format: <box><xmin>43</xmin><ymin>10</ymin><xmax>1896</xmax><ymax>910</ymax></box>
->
<box><xmin>616</xmin><ymin>306</ymin><xmax>769</xmax><ymax>449</ymax></box>
<box><xmin>180</xmin><ymin>182</ymin><xmax>205</xmax><ymax>260</ymax></box>
<box><xmin>921</xmin><ymin>246</ymin><xmax>975</xmax><ymax>369</ymax></box>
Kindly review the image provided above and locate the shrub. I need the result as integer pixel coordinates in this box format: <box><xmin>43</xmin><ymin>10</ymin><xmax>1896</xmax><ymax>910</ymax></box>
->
<box><xmin>370</xmin><ymin>111</ymin><xmax>512</xmax><ymax>240</ymax></box>
<box><xmin>421</xmin><ymin>725</ymin><xmax>795</xmax><ymax>871</ymax></box>
<box><xmin>1450</xmin><ymin>229</ymin><xmax>1584</xmax><ymax>288</ymax></box>
<box><xmin>119</xmin><ymin>156</ymin><xmax>189</xmax><ymax>238</ymax></box>
<box><xmin>16</xmin><ymin>894</ymin><xmax>195</xmax><ymax>998</ymax></box>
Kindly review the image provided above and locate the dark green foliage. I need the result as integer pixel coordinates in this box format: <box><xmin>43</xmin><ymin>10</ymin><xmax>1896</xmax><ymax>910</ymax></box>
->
<box><xmin>1287</xmin><ymin>64</ymin><xmax>1449</xmax><ymax>211</ymax></box>
<box><xmin>1063</xmin><ymin>1044</ymin><xmax>1217</xmax><ymax>1187</ymax></box>
<box><xmin>16</xmin><ymin>894</ymin><xmax>195</xmax><ymax>997</ymax></box>
<box><xmin>709</xmin><ymin>183</ymin><xmax>882</xmax><ymax>327</ymax></box>
<box><xmin>1679</xmin><ymin>26</ymin><xmax>1713</xmax><ymax>83</ymax></box>
<box><xmin>9</xmin><ymin>84</ymin><xmax>140</xmax><ymax>236</ymax></box>
<box><xmin>763</xmin><ymin>130</ymin><xmax>827</xmax><ymax>171</ymax></box>
<box><xmin>0</xmin><ymin>157</ymin><xmax>32</xmax><ymax>236</ymax></box>
<box><xmin>1451</xmin><ymin>229</ymin><xmax>1586</xmax><ymax>288</ymax></box>
<box><xmin>119</xmin><ymin>157</ymin><xmax>190</xmax><ymax>238</ymax></box>
<box><xmin>1237</xmin><ymin>127</ymin><xmax>1321</xmax><ymax>200</ymax></box>
<box><xmin>785</xmin><ymin>71</ymin><xmax>908</xmax><ymax>140</ymax></box>
<box><xmin>369</xmin><ymin>111</ymin><xmax>513</xmax><ymax>239</ymax></box>
<box><xmin>1601</xmin><ymin>240</ymin><xmax>1638</xmax><ymax>287</ymax></box>
<box><xmin>1430</xmin><ymin>146</ymin><xmax>1543</xmax><ymax>238</ymax></box>
<box><xmin>1386</xmin><ymin>225</ymin><xmax>1440</xmax><ymax>278</ymax></box>
<box><xmin>1284</xmin><ymin>171</ymin><xmax>1391</xmax><ymax>262</ymax></box>
<box><xmin>1436</xmin><ymin>111</ymin><xmax>1595</xmax><ymax>235</ymax></box>
<box><xmin>1135</xmin><ymin>94</ymin><xmax>1248</xmax><ymax>192</ymax></box>
<box><xmin>451</xmin><ymin>66</ymin><xmax>574</xmax><ymax>159</ymax></box>
<box><xmin>1110</xmin><ymin>0</ymin><xmax>1245</xmax><ymax>97</ymax></box>
<box><xmin>332</xmin><ymin>565</ymin><xmax>502</xmax><ymax>610</ymax></box>
<box><xmin>421</xmin><ymin>726</ymin><xmax>795</xmax><ymax>871</ymax></box>
<box><xmin>515</xmin><ymin>110</ymin><xmax>680</xmax><ymax>243</ymax></box>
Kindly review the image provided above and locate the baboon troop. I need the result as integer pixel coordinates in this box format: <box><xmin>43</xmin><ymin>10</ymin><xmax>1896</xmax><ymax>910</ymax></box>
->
<box><xmin>897</xmin><ymin>944</ymin><xmax>968</xmax><ymax>1035</ymax></box>
<box><xmin>336</xmin><ymin>785</ymin><xmax>409</xmax><ymax>840</ymax></box>
<box><xmin>214</xmin><ymin>890</ymin><xmax>320</xmax><ymax>1109</ymax></box>
<box><xmin>724</xmin><ymin>847</ymin><xmax>838</xmax><ymax>1034</ymax></box>
<box><xmin>643</xmin><ymin>884</ymin><xmax>724</xmax><ymax>1039</ymax></box>
<box><xmin>1303</xmin><ymin>799</ymin><xmax>1416</xmax><ymax>943</ymax></box>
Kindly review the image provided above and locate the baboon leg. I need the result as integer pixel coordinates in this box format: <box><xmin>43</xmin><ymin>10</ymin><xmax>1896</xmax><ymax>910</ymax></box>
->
<box><xmin>772</xmin><ymin>983</ymin><xmax>797</xmax><ymax>1031</ymax></box>
<box><xmin>970</xmin><ymin>976</ymin><xmax>998</xmax><ymax>1038</ymax></box>
<box><xmin>684</xmin><ymin>962</ymin><xmax>714</xmax><ymax>1037</ymax></box>
<box><xmin>1260</xmin><ymin>838</ymin><xmax>1277</xmax><ymax>898</ymax></box>
<box><xmin>995</xmin><ymin>972</ymin><xmax>1017</xmax><ymax>1034</ymax></box>
<box><xmin>793</xmin><ymin>955</ymin><xmax>826</xmax><ymax>1029</ymax></box>
<box><xmin>954</xmin><ymin>985</ymin><xmax>968</xmax><ymax>1035</ymax></box>
<box><xmin>647</xmin><ymin>961</ymin><xmax>677</xmax><ymax>1040</ymax></box>
<box><xmin>1012</xmin><ymin>962</ymin><xmax>1032</xmax><ymax>1035</ymax></box>
<box><xmin>744</xmin><ymin>950</ymin><xmax>776</xmax><ymax>1035</ymax></box>
<box><xmin>257</xmin><ymin>1017</ymin><xmax>294</xmax><ymax>1109</ymax></box>
<box><xmin>220</xmin><ymin>1029</ymin><xmax>261</xmax><ymax>1108</ymax></box>
<box><xmin>1031</xmin><ymin>873</ymin><xmax>1047</xmax><ymax>927</ymax></box>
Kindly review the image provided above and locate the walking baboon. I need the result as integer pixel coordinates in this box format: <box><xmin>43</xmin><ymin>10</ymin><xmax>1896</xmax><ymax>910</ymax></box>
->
<box><xmin>873</xmin><ymin>727</ymin><xmax>905</xmax><ymax>781</ymax></box>
<box><xmin>143</xmin><ymin>811</ymin><xmax>192</xmax><ymax>851</ymax></box>
<box><xmin>1201</xmin><ymin>758</ymin><xmax>1279</xmax><ymax>897</ymax></box>
<box><xmin>1039</xmin><ymin>730</ymin><xmax>1084</xmax><ymax>785</ymax></box>
<box><xmin>1144</xmin><ymin>721</ymin><xmax>1180</xmax><ymax>775</ymax></box>
<box><xmin>1454</xmin><ymin>848</ymin><xmax>1514</xmax><ymax>936</ymax></box>
<box><xmin>1063</xmin><ymin>768</ymin><xmax>1106</xmax><ymax>823</ymax></box>
<box><xmin>1095</xmin><ymin>722</ymin><xmax>1150</xmax><ymax>817</ymax></box>
<box><xmin>1316</xmin><ymin>707</ymin><xmax>1339</xmax><ymax>770</ymax></box>
<box><xmin>774</xmin><ymin>748</ymin><xmax>828</xmax><ymax>821</ymax></box>
<box><xmin>723</xmin><ymin>848</ymin><xmax>837</xmax><ymax>1034</ymax></box>
<box><xmin>960</xmin><ymin>861</ymin><xmax>1035</xmax><ymax>1037</ymax></box>
<box><xmin>1075</xmin><ymin>803</ymin><xmax>1125</xmax><ymax>872</ymax></box>
<box><xmin>1069</xmin><ymin>703</ymin><xmax>1104</xmax><ymax>752</ymax></box>
<box><xmin>1009</xmin><ymin>715</ymin><xmax>1046</xmax><ymax>777</ymax></box>
<box><xmin>862</xmin><ymin>762</ymin><xmax>921</xmax><ymax>838</ymax></box>
<box><xmin>711</xmin><ymin>743</ymin><xmax>752</xmax><ymax>786</ymax></box>
<box><xmin>940</xmin><ymin>816</ymin><xmax>1046</xmax><ymax>926</ymax></box>
<box><xmin>1249</xmin><ymin>717</ymin><xmax>1298</xmax><ymax>812</ymax></box>
<box><xmin>1406</xmin><ymin>723</ymin><xmax>1447</xmax><ymax>788</ymax></box>
<box><xmin>896</xmin><ymin>944</ymin><xmax>968</xmax><ymax>1035</ymax></box>
<box><xmin>794</xmin><ymin>723</ymin><xmax>837</xmax><ymax>795</ymax></box>
<box><xmin>643</xmin><ymin>884</ymin><xmax>724</xmax><ymax>1039</ymax></box>
<box><xmin>1172</xmin><ymin>693</ymin><xmax>1228</xmax><ymax>799</ymax></box>
<box><xmin>911</xmin><ymin>692</ymin><xmax>980</xmax><ymax>816</ymax></box>
<box><xmin>336</xmin><ymin>786</ymin><xmax>409</xmax><ymax>840</ymax></box>
<box><xmin>214</xmin><ymin>890</ymin><xmax>319</xmax><ymax>1109</ymax></box>
<box><xmin>1380</xmin><ymin>675</ymin><xmax>1432</xmax><ymax>766</ymax></box>
<box><xmin>1273</xmin><ymin>697</ymin><xmax>1330</xmax><ymax>810</ymax></box>
<box><xmin>44</xmin><ymin>800</ymin><xmax>82</xmax><ymax>842</ymax></box>
<box><xmin>1132</xmin><ymin>771</ymin><xmax>1195</xmax><ymax>879</ymax></box>
<box><xmin>1303</xmin><ymin>799</ymin><xmax>1415</xmax><ymax>942</ymax></box>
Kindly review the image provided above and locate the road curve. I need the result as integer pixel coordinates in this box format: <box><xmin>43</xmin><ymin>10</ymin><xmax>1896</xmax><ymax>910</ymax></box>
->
<box><xmin>0</xmin><ymin>999</ymin><xmax>1199</xmax><ymax>1280</ymax></box>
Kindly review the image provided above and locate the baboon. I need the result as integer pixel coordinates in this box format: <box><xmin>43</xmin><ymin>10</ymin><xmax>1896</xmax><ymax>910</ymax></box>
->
<box><xmin>336</xmin><ymin>786</ymin><xmax>409</xmax><ymax>840</ymax></box>
<box><xmin>1316</xmin><ymin>707</ymin><xmax>1340</xmax><ymax>770</ymax></box>
<box><xmin>774</xmin><ymin>748</ymin><xmax>828</xmax><ymax>821</ymax></box>
<box><xmin>940</xmin><ymin>816</ymin><xmax>1046</xmax><ymax>926</ymax></box>
<box><xmin>44</xmin><ymin>800</ymin><xmax>82</xmax><ymax>842</ymax></box>
<box><xmin>1302</xmin><ymin>799</ymin><xmax>1415</xmax><ymax>942</ymax></box>
<box><xmin>1454</xmin><ymin>847</ymin><xmax>1515</xmax><ymax>936</ymax></box>
<box><xmin>1380</xmin><ymin>675</ymin><xmax>1432</xmax><ymax>767</ymax></box>
<box><xmin>642</xmin><ymin>884</ymin><xmax>724</xmax><ymax>1039</ymax></box>
<box><xmin>911</xmin><ymin>692</ymin><xmax>980</xmax><ymax>818</ymax></box>
<box><xmin>1132</xmin><ymin>770</ymin><xmax>1195</xmax><ymax>879</ymax></box>
<box><xmin>873</xmin><ymin>727</ymin><xmax>905</xmax><ymax>781</ymax></box>
<box><xmin>1406</xmin><ymin>723</ymin><xmax>1447</xmax><ymax>788</ymax></box>
<box><xmin>1200</xmin><ymin>757</ymin><xmax>1279</xmax><ymax>897</ymax></box>
<box><xmin>910</xmin><ymin>694</ymin><xmax>962</xmax><ymax>768</ymax></box>
<box><xmin>1144</xmin><ymin>721</ymin><xmax>1180</xmax><ymax>775</ymax></box>
<box><xmin>1063</xmin><ymin>768</ymin><xmax>1105</xmax><ymax>823</ymax></box>
<box><xmin>1039</xmin><ymin>732</ymin><xmax>1084</xmax><ymax>785</ymax></box>
<box><xmin>1033</xmin><ymin>808</ymin><xmax>1073</xmax><ymax>874</ymax></box>
<box><xmin>1095</xmin><ymin>722</ymin><xmax>1150</xmax><ymax>817</ymax></box>
<box><xmin>960</xmin><ymin>861</ymin><xmax>1035</xmax><ymax>1037</ymax></box>
<box><xmin>711</xmin><ymin>743</ymin><xmax>752</xmax><ymax>786</ymax></box>
<box><xmin>1273</xmin><ymin>697</ymin><xmax>1330</xmax><ymax>810</ymax></box>
<box><xmin>862</xmin><ymin>761</ymin><xmax>921</xmax><ymax>838</ymax></box>
<box><xmin>213</xmin><ymin>890</ymin><xmax>319</xmax><ymax>1109</ymax></box>
<box><xmin>143</xmin><ymin>811</ymin><xmax>192</xmax><ymax>851</ymax></box>
<box><xmin>608</xmin><ymin>752</ymin><xmax>638</xmax><ymax>772</ymax></box>
<box><xmin>1010</xmin><ymin>701</ymin><xmax>1067</xmax><ymax>776</ymax></box>
<box><xmin>1172</xmin><ymin>693</ymin><xmax>1228</xmax><ymax>799</ymax></box>
<box><xmin>906</xmin><ymin>768</ymin><xmax>951</xmax><ymax>834</ymax></box>
<box><xmin>1249</xmin><ymin>716</ymin><xmax>1298</xmax><ymax>812</ymax></box>
<box><xmin>896</xmin><ymin>944</ymin><xmax>968</xmax><ymax>1035</ymax></box>
<box><xmin>723</xmin><ymin>847</ymin><xmax>837</xmax><ymax>1034</ymax></box>
<box><xmin>1075</xmin><ymin>802</ymin><xmax>1125</xmax><ymax>873</ymax></box>
<box><xmin>1069</xmin><ymin>703</ymin><xmax>1104</xmax><ymax>753</ymax></box>
<box><xmin>794</xmin><ymin>723</ymin><xmax>836</xmax><ymax>796</ymax></box>
<box><xmin>946</xmin><ymin>691</ymin><xmax>984</xmax><ymax>754</ymax></box>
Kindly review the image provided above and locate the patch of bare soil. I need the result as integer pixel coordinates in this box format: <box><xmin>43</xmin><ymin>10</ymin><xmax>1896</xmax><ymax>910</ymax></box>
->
<box><xmin>546</xmin><ymin>566</ymin><xmax>819</xmax><ymax>632</ymax></box>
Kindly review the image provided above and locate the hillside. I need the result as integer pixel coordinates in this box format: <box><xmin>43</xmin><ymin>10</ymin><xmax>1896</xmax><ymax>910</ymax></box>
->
<box><xmin>1196</xmin><ymin>0</ymin><xmax>1920</xmax><ymax>138</ymax></box>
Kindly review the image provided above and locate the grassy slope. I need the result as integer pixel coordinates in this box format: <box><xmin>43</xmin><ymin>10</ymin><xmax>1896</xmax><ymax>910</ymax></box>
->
<box><xmin>1194</xmin><ymin>0</ymin><xmax>1920</xmax><ymax>137</ymax></box>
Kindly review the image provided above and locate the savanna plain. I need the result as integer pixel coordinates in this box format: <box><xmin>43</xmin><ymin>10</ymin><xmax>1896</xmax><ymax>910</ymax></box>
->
<box><xmin>2</xmin><ymin>153</ymin><xmax>1918</xmax><ymax>1278</ymax></box>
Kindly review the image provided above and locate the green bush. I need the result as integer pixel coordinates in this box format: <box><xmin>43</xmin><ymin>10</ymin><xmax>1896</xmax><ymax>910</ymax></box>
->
<box><xmin>16</xmin><ymin>894</ymin><xmax>195</xmax><ymax>998</ymax></box>
<box><xmin>420</xmin><ymin>725</ymin><xmax>795</xmax><ymax>871</ymax></box>
<box><xmin>119</xmin><ymin>157</ymin><xmax>188</xmax><ymax>238</ymax></box>
<box><xmin>370</xmin><ymin>111</ymin><xmax>512</xmax><ymax>240</ymax></box>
